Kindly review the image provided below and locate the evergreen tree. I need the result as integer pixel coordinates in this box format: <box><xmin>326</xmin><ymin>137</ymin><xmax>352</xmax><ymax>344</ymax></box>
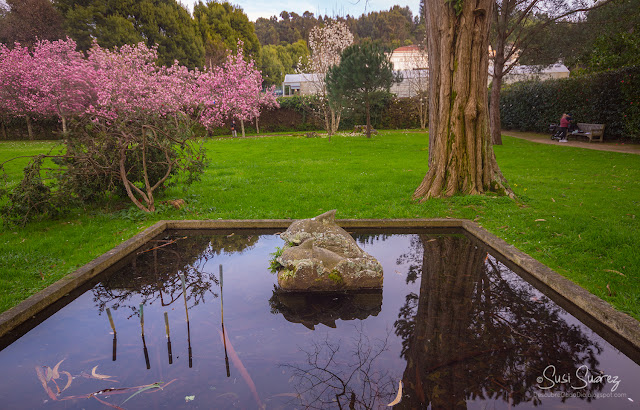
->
<box><xmin>572</xmin><ymin>0</ymin><xmax>640</xmax><ymax>72</ymax></box>
<box><xmin>54</xmin><ymin>0</ymin><xmax>204</xmax><ymax>69</ymax></box>
<box><xmin>259</xmin><ymin>45</ymin><xmax>285</xmax><ymax>87</ymax></box>
<box><xmin>326</xmin><ymin>41</ymin><xmax>399</xmax><ymax>138</ymax></box>
<box><xmin>258</xmin><ymin>41</ymin><xmax>309</xmax><ymax>87</ymax></box>
<box><xmin>193</xmin><ymin>0</ymin><xmax>260</xmax><ymax>68</ymax></box>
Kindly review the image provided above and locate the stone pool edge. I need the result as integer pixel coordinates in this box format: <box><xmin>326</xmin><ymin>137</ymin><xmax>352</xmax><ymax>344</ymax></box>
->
<box><xmin>1</xmin><ymin>218</ymin><xmax>638</xmax><ymax>352</ymax></box>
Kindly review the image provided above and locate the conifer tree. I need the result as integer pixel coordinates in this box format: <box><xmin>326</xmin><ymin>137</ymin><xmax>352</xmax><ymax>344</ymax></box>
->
<box><xmin>54</xmin><ymin>0</ymin><xmax>204</xmax><ymax>68</ymax></box>
<box><xmin>326</xmin><ymin>41</ymin><xmax>398</xmax><ymax>138</ymax></box>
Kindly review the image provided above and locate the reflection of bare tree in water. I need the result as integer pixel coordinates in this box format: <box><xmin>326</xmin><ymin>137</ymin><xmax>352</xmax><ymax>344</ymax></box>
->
<box><xmin>394</xmin><ymin>234</ymin><xmax>603</xmax><ymax>409</ymax></box>
<box><xmin>92</xmin><ymin>234</ymin><xmax>259</xmax><ymax>315</ymax></box>
<box><xmin>282</xmin><ymin>325</ymin><xmax>396</xmax><ymax>409</ymax></box>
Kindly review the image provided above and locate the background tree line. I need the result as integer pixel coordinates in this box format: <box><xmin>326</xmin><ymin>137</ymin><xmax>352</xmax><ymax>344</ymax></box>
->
<box><xmin>254</xmin><ymin>6</ymin><xmax>424</xmax><ymax>51</ymax></box>
<box><xmin>1</xmin><ymin>0</ymin><xmax>637</xmax><ymax>142</ymax></box>
<box><xmin>0</xmin><ymin>1</ymin><xmax>423</xmax><ymax>80</ymax></box>
<box><xmin>2</xmin><ymin>0</ymin><xmax>634</xmax><ymax>80</ymax></box>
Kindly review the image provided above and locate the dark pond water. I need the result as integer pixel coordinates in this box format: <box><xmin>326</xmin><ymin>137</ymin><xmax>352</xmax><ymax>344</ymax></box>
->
<box><xmin>0</xmin><ymin>231</ymin><xmax>638</xmax><ymax>409</ymax></box>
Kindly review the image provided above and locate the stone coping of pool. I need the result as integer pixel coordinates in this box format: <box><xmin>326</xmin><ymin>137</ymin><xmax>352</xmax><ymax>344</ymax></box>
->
<box><xmin>1</xmin><ymin>218</ymin><xmax>639</xmax><ymax>352</ymax></box>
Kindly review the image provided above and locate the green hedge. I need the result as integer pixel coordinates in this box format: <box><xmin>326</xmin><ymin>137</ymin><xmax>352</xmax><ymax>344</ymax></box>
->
<box><xmin>499</xmin><ymin>65</ymin><xmax>640</xmax><ymax>141</ymax></box>
<box><xmin>0</xmin><ymin>116</ymin><xmax>61</xmax><ymax>140</ymax></box>
<box><xmin>201</xmin><ymin>94</ymin><xmax>423</xmax><ymax>135</ymax></box>
<box><xmin>1</xmin><ymin>95</ymin><xmax>425</xmax><ymax>140</ymax></box>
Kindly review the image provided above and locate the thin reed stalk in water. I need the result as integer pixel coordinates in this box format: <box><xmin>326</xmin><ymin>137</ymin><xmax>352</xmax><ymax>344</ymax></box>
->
<box><xmin>220</xmin><ymin>264</ymin><xmax>230</xmax><ymax>377</ymax></box>
<box><xmin>179</xmin><ymin>274</ymin><xmax>189</xmax><ymax>323</ymax></box>
<box><xmin>139</xmin><ymin>304</ymin><xmax>150</xmax><ymax>369</ymax></box>
<box><xmin>106</xmin><ymin>308</ymin><xmax>116</xmax><ymax>334</ymax></box>
<box><xmin>164</xmin><ymin>312</ymin><xmax>173</xmax><ymax>365</ymax></box>
<box><xmin>179</xmin><ymin>273</ymin><xmax>193</xmax><ymax>367</ymax></box>
<box><xmin>139</xmin><ymin>304</ymin><xmax>145</xmax><ymax>337</ymax></box>
<box><xmin>106</xmin><ymin>308</ymin><xmax>117</xmax><ymax>361</ymax></box>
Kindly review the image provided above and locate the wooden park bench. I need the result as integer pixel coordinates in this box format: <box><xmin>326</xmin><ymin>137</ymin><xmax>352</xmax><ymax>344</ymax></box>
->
<box><xmin>570</xmin><ymin>123</ymin><xmax>605</xmax><ymax>143</ymax></box>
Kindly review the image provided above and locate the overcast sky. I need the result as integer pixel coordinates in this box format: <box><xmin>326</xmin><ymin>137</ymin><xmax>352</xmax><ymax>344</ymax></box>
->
<box><xmin>181</xmin><ymin>0</ymin><xmax>421</xmax><ymax>22</ymax></box>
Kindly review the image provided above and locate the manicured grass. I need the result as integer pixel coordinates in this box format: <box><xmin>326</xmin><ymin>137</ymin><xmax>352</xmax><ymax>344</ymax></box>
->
<box><xmin>1</xmin><ymin>131</ymin><xmax>638</xmax><ymax>321</ymax></box>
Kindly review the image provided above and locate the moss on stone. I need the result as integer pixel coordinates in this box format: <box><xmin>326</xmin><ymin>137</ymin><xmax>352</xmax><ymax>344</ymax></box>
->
<box><xmin>328</xmin><ymin>270</ymin><xmax>344</xmax><ymax>285</ymax></box>
<box><xmin>280</xmin><ymin>269</ymin><xmax>295</xmax><ymax>279</ymax></box>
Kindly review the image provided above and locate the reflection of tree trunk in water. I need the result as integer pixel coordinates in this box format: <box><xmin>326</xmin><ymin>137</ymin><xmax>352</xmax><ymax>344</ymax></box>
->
<box><xmin>398</xmin><ymin>235</ymin><xmax>486</xmax><ymax>410</ymax></box>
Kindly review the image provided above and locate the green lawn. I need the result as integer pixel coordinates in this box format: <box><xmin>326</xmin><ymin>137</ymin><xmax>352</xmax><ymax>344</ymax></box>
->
<box><xmin>1</xmin><ymin>131</ymin><xmax>639</xmax><ymax>321</ymax></box>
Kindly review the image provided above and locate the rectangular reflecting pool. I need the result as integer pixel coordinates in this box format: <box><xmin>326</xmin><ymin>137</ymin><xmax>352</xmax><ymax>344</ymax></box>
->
<box><xmin>0</xmin><ymin>230</ymin><xmax>638</xmax><ymax>409</ymax></box>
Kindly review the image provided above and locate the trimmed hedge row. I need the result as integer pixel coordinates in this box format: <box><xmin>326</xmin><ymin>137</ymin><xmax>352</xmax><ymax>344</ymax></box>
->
<box><xmin>1</xmin><ymin>94</ymin><xmax>425</xmax><ymax>140</ymax></box>
<box><xmin>499</xmin><ymin>65</ymin><xmax>640</xmax><ymax>141</ymax></box>
<box><xmin>163</xmin><ymin>95</ymin><xmax>423</xmax><ymax>136</ymax></box>
<box><xmin>0</xmin><ymin>117</ymin><xmax>60</xmax><ymax>140</ymax></box>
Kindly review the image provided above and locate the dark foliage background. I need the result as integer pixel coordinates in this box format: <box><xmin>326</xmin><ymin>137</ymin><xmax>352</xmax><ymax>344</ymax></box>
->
<box><xmin>181</xmin><ymin>95</ymin><xmax>424</xmax><ymax>136</ymax></box>
<box><xmin>499</xmin><ymin>66</ymin><xmax>640</xmax><ymax>141</ymax></box>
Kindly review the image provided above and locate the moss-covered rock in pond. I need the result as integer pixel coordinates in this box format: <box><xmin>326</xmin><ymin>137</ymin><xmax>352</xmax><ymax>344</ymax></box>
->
<box><xmin>275</xmin><ymin>210</ymin><xmax>383</xmax><ymax>291</ymax></box>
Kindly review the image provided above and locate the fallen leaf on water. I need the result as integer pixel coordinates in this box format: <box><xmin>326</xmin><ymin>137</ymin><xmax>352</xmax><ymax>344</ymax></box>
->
<box><xmin>387</xmin><ymin>380</ymin><xmax>403</xmax><ymax>406</ymax></box>
<box><xmin>61</xmin><ymin>371</ymin><xmax>73</xmax><ymax>392</ymax></box>
<box><xmin>45</xmin><ymin>366</ymin><xmax>53</xmax><ymax>382</ymax></box>
<box><xmin>535</xmin><ymin>219</ymin><xmax>546</xmax><ymax>222</ymax></box>
<box><xmin>185</xmin><ymin>395</ymin><xmax>195</xmax><ymax>402</ymax></box>
<box><xmin>604</xmin><ymin>269</ymin><xmax>625</xmax><ymax>276</ymax></box>
<box><xmin>122</xmin><ymin>382</ymin><xmax>165</xmax><ymax>405</ymax></box>
<box><xmin>91</xmin><ymin>366</ymin><xmax>113</xmax><ymax>380</ymax></box>
<box><xmin>52</xmin><ymin>360</ymin><xmax>64</xmax><ymax>380</ymax></box>
<box><xmin>35</xmin><ymin>367</ymin><xmax>57</xmax><ymax>401</ymax></box>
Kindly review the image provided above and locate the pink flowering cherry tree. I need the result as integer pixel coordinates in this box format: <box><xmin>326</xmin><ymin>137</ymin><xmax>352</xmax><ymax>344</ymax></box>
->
<box><xmin>1</xmin><ymin>38</ymin><xmax>271</xmax><ymax>218</ymax></box>
<box><xmin>196</xmin><ymin>42</ymin><xmax>278</xmax><ymax>137</ymax></box>
<box><xmin>73</xmin><ymin>42</ymin><xmax>207</xmax><ymax>212</ymax></box>
<box><xmin>0</xmin><ymin>43</ymin><xmax>39</xmax><ymax>139</ymax></box>
<box><xmin>30</xmin><ymin>38</ymin><xmax>96</xmax><ymax>134</ymax></box>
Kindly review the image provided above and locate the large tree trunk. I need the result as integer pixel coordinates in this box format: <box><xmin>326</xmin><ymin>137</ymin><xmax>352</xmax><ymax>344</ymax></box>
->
<box><xmin>415</xmin><ymin>1</ymin><xmax>511</xmax><ymax>201</ymax></box>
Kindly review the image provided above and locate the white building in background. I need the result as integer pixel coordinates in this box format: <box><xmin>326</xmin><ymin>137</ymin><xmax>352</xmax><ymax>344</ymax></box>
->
<box><xmin>389</xmin><ymin>45</ymin><xmax>428</xmax><ymax>70</ymax></box>
<box><xmin>282</xmin><ymin>45</ymin><xmax>430</xmax><ymax>98</ymax></box>
<box><xmin>282</xmin><ymin>73</ymin><xmax>324</xmax><ymax>97</ymax></box>
<box><xmin>282</xmin><ymin>46</ymin><xmax>567</xmax><ymax>98</ymax></box>
<box><xmin>391</xmin><ymin>69</ymin><xmax>429</xmax><ymax>98</ymax></box>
